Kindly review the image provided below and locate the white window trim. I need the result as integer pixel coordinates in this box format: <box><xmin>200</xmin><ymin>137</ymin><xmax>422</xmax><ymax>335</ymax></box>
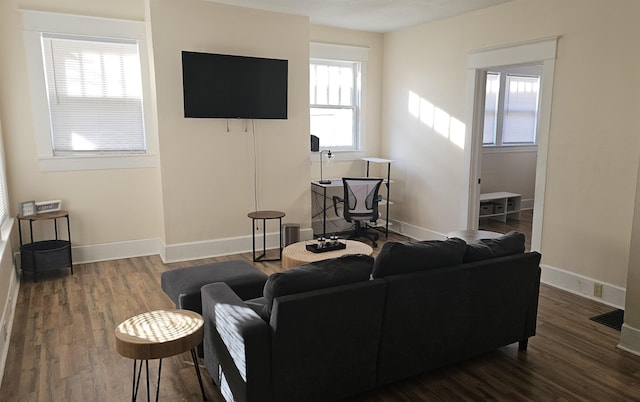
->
<box><xmin>310</xmin><ymin>42</ymin><xmax>368</xmax><ymax>155</ymax></box>
<box><xmin>21</xmin><ymin>10</ymin><xmax>158</xmax><ymax>172</ymax></box>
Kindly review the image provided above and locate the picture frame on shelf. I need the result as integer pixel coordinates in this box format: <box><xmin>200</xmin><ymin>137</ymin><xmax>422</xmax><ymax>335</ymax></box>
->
<box><xmin>19</xmin><ymin>200</ymin><xmax>37</xmax><ymax>217</ymax></box>
<box><xmin>35</xmin><ymin>200</ymin><xmax>62</xmax><ymax>214</ymax></box>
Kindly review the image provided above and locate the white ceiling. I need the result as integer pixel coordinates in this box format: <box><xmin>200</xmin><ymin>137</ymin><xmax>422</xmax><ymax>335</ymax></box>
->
<box><xmin>207</xmin><ymin>0</ymin><xmax>514</xmax><ymax>33</ymax></box>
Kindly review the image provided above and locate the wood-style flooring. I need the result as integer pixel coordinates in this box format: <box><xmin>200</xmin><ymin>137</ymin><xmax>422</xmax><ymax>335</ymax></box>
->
<box><xmin>2</xmin><ymin>228</ymin><xmax>640</xmax><ymax>401</ymax></box>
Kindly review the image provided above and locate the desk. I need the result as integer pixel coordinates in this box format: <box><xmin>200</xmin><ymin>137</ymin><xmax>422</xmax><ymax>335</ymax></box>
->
<box><xmin>311</xmin><ymin>179</ymin><xmax>342</xmax><ymax>238</ymax></box>
<box><xmin>115</xmin><ymin>309</ymin><xmax>207</xmax><ymax>401</ymax></box>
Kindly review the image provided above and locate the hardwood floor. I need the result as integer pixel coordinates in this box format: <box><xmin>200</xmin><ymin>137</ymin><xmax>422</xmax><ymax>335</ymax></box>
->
<box><xmin>2</xmin><ymin>231</ymin><xmax>639</xmax><ymax>401</ymax></box>
<box><xmin>480</xmin><ymin>209</ymin><xmax>533</xmax><ymax>251</ymax></box>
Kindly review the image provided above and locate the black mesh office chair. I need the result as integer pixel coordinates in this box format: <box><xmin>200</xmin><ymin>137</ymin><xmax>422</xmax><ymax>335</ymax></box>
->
<box><xmin>332</xmin><ymin>177</ymin><xmax>384</xmax><ymax>247</ymax></box>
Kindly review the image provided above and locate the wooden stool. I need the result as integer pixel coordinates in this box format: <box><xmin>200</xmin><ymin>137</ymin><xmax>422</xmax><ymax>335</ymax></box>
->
<box><xmin>115</xmin><ymin>309</ymin><xmax>207</xmax><ymax>401</ymax></box>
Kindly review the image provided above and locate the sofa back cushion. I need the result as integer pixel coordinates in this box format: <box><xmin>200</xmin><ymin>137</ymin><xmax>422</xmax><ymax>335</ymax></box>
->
<box><xmin>372</xmin><ymin>238</ymin><xmax>466</xmax><ymax>278</ymax></box>
<box><xmin>463</xmin><ymin>231</ymin><xmax>526</xmax><ymax>263</ymax></box>
<box><xmin>262</xmin><ymin>253</ymin><xmax>373</xmax><ymax>317</ymax></box>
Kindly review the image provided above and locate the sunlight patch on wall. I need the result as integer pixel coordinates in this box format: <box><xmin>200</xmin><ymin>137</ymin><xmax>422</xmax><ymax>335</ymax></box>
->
<box><xmin>408</xmin><ymin>91</ymin><xmax>465</xmax><ymax>149</ymax></box>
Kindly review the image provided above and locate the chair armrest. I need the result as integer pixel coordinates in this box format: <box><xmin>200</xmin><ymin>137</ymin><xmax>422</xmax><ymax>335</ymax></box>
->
<box><xmin>201</xmin><ymin>283</ymin><xmax>271</xmax><ymax>402</ymax></box>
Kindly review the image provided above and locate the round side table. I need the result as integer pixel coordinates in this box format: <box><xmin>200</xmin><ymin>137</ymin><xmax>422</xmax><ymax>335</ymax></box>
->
<box><xmin>282</xmin><ymin>239</ymin><xmax>373</xmax><ymax>269</ymax></box>
<box><xmin>248</xmin><ymin>210</ymin><xmax>286</xmax><ymax>262</ymax></box>
<box><xmin>115</xmin><ymin>309</ymin><xmax>207</xmax><ymax>401</ymax></box>
<box><xmin>446</xmin><ymin>229</ymin><xmax>503</xmax><ymax>243</ymax></box>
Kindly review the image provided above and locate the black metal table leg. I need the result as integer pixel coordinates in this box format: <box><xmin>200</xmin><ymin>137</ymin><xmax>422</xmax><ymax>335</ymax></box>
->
<box><xmin>191</xmin><ymin>348</ymin><xmax>207</xmax><ymax>400</ymax></box>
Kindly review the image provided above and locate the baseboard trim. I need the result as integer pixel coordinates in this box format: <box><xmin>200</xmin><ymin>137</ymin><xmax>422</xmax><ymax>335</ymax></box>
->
<box><xmin>0</xmin><ymin>264</ymin><xmax>20</xmax><ymax>388</ymax></box>
<box><xmin>162</xmin><ymin>227</ymin><xmax>315</xmax><ymax>264</ymax></box>
<box><xmin>540</xmin><ymin>263</ymin><xmax>626</xmax><ymax>309</ymax></box>
<box><xmin>389</xmin><ymin>219</ymin><xmax>446</xmax><ymax>241</ymax></box>
<box><xmin>619</xmin><ymin>323</ymin><xmax>640</xmax><ymax>356</ymax></box>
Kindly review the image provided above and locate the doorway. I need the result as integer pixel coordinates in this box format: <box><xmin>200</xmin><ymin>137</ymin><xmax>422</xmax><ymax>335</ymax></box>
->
<box><xmin>463</xmin><ymin>37</ymin><xmax>558</xmax><ymax>252</ymax></box>
<box><xmin>478</xmin><ymin>64</ymin><xmax>542</xmax><ymax>250</ymax></box>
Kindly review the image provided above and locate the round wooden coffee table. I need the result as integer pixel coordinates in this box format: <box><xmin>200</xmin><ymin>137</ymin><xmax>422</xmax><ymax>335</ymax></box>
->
<box><xmin>115</xmin><ymin>309</ymin><xmax>207</xmax><ymax>401</ymax></box>
<box><xmin>282</xmin><ymin>240</ymin><xmax>373</xmax><ymax>269</ymax></box>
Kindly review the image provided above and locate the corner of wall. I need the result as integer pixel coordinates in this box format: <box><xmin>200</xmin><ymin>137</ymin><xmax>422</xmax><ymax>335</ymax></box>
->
<box><xmin>618</xmin><ymin>323</ymin><xmax>640</xmax><ymax>357</ymax></box>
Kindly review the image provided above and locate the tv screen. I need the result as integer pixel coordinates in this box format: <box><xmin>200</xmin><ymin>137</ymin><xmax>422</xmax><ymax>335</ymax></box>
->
<box><xmin>182</xmin><ymin>51</ymin><xmax>288</xmax><ymax>119</ymax></box>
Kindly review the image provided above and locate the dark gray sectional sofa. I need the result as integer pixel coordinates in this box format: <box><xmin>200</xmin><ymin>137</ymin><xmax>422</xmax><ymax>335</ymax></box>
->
<box><xmin>201</xmin><ymin>232</ymin><xmax>542</xmax><ymax>402</ymax></box>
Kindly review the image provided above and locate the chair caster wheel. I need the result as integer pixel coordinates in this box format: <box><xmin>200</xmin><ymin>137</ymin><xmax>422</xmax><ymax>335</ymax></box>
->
<box><xmin>372</xmin><ymin>242</ymin><xmax>378</xmax><ymax>248</ymax></box>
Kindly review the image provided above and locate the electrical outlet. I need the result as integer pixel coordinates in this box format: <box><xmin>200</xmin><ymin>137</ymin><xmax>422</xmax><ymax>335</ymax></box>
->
<box><xmin>594</xmin><ymin>283</ymin><xmax>603</xmax><ymax>298</ymax></box>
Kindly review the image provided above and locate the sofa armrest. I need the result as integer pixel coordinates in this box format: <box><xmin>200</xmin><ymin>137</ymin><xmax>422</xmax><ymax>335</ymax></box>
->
<box><xmin>202</xmin><ymin>283</ymin><xmax>271</xmax><ymax>402</ymax></box>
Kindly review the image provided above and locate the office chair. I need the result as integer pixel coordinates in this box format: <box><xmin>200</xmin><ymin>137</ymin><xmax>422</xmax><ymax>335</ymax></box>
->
<box><xmin>333</xmin><ymin>177</ymin><xmax>384</xmax><ymax>247</ymax></box>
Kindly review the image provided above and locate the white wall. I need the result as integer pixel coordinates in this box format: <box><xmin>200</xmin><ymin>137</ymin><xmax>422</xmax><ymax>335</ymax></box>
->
<box><xmin>148</xmin><ymin>0</ymin><xmax>311</xmax><ymax>260</ymax></box>
<box><xmin>481</xmin><ymin>149</ymin><xmax>537</xmax><ymax>206</ymax></box>
<box><xmin>0</xmin><ymin>0</ymin><xmax>164</xmax><ymax>261</ymax></box>
<box><xmin>382</xmin><ymin>0</ymin><xmax>640</xmax><ymax>288</ymax></box>
<box><xmin>382</xmin><ymin>0</ymin><xmax>640</xmax><ymax>353</ymax></box>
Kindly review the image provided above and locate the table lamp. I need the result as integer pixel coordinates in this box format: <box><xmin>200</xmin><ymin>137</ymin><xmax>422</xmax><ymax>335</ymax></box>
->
<box><xmin>319</xmin><ymin>150</ymin><xmax>332</xmax><ymax>184</ymax></box>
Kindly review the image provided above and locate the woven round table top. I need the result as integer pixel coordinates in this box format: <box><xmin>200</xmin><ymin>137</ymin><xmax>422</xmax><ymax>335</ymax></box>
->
<box><xmin>115</xmin><ymin>309</ymin><xmax>204</xmax><ymax>360</ymax></box>
<box><xmin>282</xmin><ymin>239</ymin><xmax>373</xmax><ymax>269</ymax></box>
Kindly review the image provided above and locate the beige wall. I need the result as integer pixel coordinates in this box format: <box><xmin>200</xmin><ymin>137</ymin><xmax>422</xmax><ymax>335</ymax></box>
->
<box><xmin>0</xmin><ymin>0</ymin><xmax>164</xmax><ymax>249</ymax></box>
<box><xmin>481</xmin><ymin>150</ymin><xmax>537</xmax><ymax>203</ymax></box>
<box><xmin>382</xmin><ymin>0</ymin><xmax>640</xmax><ymax>287</ymax></box>
<box><xmin>149</xmin><ymin>0</ymin><xmax>310</xmax><ymax>245</ymax></box>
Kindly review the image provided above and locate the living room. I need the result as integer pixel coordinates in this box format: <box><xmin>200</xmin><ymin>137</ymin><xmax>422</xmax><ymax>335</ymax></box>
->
<box><xmin>1</xmin><ymin>0</ymin><xmax>640</xmax><ymax>399</ymax></box>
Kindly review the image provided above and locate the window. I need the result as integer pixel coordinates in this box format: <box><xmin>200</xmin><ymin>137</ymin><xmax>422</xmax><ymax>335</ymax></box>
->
<box><xmin>22</xmin><ymin>11</ymin><xmax>157</xmax><ymax>171</ymax></box>
<box><xmin>309</xmin><ymin>42</ymin><xmax>368</xmax><ymax>152</ymax></box>
<box><xmin>483</xmin><ymin>71</ymin><xmax>541</xmax><ymax>147</ymax></box>
<box><xmin>310</xmin><ymin>59</ymin><xmax>359</xmax><ymax>150</ymax></box>
<box><xmin>42</xmin><ymin>35</ymin><xmax>146</xmax><ymax>155</ymax></box>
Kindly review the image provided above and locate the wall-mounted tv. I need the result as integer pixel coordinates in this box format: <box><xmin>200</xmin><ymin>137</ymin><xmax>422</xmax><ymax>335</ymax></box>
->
<box><xmin>182</xmin><ymin>51</ymin><xmax>288</xmax><ymax>119</ymax></box>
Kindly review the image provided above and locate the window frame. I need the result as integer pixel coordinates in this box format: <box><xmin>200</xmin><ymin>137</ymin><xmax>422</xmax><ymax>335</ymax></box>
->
<box><xmin>483</xmin><ymin>65</ymin><xmax>542</xmax><ymax>149</ymax></box>
<box><xmin>310</xmin><ymin>42</ymin><xmax>368</xmax><ymax>154</ymax></box>
<box><xmin>21</xmin><ymin>10</ymin><xmax>158</xmax><ymax>172</ymax></box>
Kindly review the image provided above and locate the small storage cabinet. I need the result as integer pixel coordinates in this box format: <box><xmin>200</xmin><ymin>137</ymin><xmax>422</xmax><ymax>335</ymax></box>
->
<box><xmin>479</xmin><ymin>192</ymin><xmax>521</xmax><ymax>222</ymax></box>
<box><xmin>18</xmin><ymin>210</ymin><xmax>73</xmax><ymax>282</ymax></box>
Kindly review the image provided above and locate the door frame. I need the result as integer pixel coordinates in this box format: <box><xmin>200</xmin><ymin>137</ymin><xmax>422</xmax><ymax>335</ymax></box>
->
<box><xmin>462</xmin><ymin>37</ymin><xmax>558</xmax><ymax>252</ymax></box>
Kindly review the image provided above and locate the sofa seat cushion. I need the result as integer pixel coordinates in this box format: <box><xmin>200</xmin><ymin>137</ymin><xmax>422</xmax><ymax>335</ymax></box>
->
<box><xmin>372</xmin><ymin>238</ymin><xmax>466</xmax><ymax>278</ymax></box>
<box><xmin>262</xmin><ymin>254</ymin><xmax>374</xmax><ymax>317</ymax></box>
<box><xmin>463</xmin><ymin>231</ymin><xmax>526</xmax><ymax>263</ymax></box>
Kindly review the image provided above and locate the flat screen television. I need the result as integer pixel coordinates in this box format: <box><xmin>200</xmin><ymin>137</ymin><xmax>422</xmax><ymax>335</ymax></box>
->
<box><xmin>182</xmin><ymin>51</ymin><xmax>288</xmax><ymax>119</ymax></box>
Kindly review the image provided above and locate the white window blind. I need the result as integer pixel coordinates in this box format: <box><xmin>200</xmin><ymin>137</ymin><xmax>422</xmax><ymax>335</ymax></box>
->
<box><xmin>483</xmin><ymin>73</ymin><xmax>500</xmax><ymax>145</ymax></box>
<box><xmin>42</xmin><ymin>34</ymin><xmax>146</xmax><ymax>155</ymax></box>
<box><xmin>502</xmin><ymin>75</ymin><xmax>540</xmax><ymax>144</ymax></box>
<box><xmin>0</xmin><ymin>170</ymin><xmax>7</xmax><ymax>227</ymax></box>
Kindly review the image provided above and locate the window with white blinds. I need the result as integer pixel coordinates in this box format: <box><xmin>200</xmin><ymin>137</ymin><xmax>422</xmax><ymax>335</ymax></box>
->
<box><xmin>0</xmin><ymin>167</ymin><xmax>7</xmax><ymax>228</ymax></box>
<box><xmin>483</xmin><ymin>71</ymin><xmax>540</xmax><ymax>147</ymax></box>
<box><xmin>42</xmin><ymin>34</ymin><xmax>146</xmax><ymax>155</ymax></box>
